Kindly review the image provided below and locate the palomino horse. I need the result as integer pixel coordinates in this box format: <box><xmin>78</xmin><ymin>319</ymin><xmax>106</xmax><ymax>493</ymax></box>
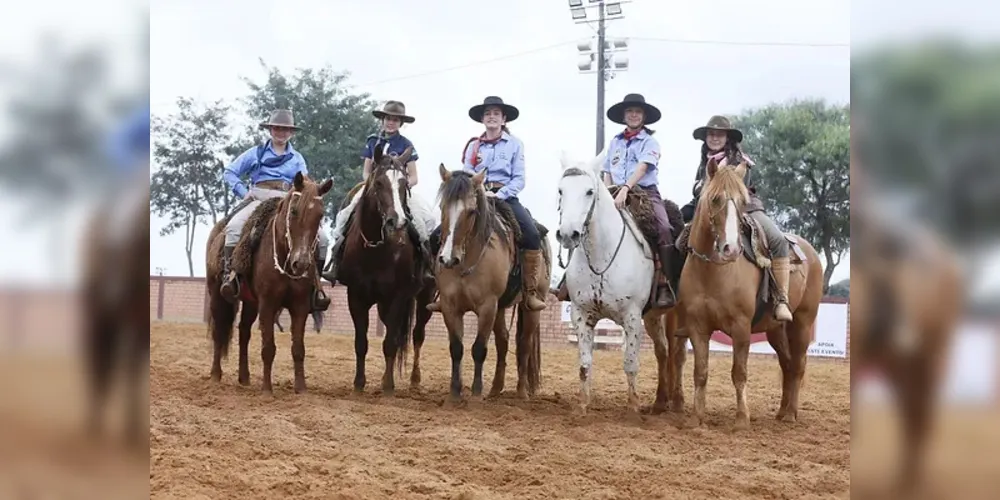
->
<box><xmin>337</xmin><ymin>145</ymin><xmax>434</xmax><ymax>395</ymax></box>
<box><xmin>555</xmin><ymin>150</ymin><xmax>684</xmax><ymax>414</ymax></box>
<box><xmin>79</xmin><ymin>178</ymin><xmax>149</xmax><ymax>446</ymax></box>
<box><xmin>434</xmin><ymin>165</ymin><xmax>548</xmax><ymax>401</ymax></box>
<box><xmin>678</xmin><ymin>156</ymin><xmax>824</xmax><ymax>429</ymax></box>
<box><xmin>850</xmin><ymin>152</ymin><xmax>965</xmax><ymax>491</ymax></box>
<box><xmin>206</xmin><ymin>172</ymin><xmax>333</xmax><ymax>394</ymax></box>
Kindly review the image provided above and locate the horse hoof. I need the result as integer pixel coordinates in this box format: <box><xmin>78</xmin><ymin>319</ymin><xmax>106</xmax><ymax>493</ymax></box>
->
<box><xmin>382</xmin><ymin>387</ymin><xmax>396</xmax><ymax>398</ymax></box>
<box><xmin>648</xmin><ymin>404</ymin><xmax>668</xmax><ymax>415</ymax></box>
<box><xmin>777</xmin><ymin>412</ymin><xmax>797</xmax><ymax>423</ymax></box>
<box><xmin>261</xmin><ymin>389</ymin><xmax>274</xmax><ymax>400</ymax></box>
<box><xmin>516</xmin><ymin>388</ymin><xmax>529</xmax><ymax>400</ymax></box>
<box><xmin>294</xmin><ymin>383</ymin><xmax>307</xmax><ymax>394</ymax></box>
<box><xmin>669</xmin><ymin>400</ymin><xmax>685</xmax><ymax>413</ymax></box>
<box><xmin>238</xmin><ymin>375</ymin><xmax>250</xmax><ymax>387</ymax></box>
<box><xmin>733</xmin><ymin>416</ymin><xmax>750</xmax><ymax>431</ymax></box>
<box><xmin>487</xmin><ymin>389</ymin><xmax>503</xmax><ymax>399</ymax></box>
<box><xmin>684</xmin><ymin>415</ymin><xmax>704</xmax><ymax>429</ymax></box>
<box><xmin>210</xmin><ymin>372</ymin><xmax>222</xmax><ymax>383</ymax></box>
<box><xmin>575</xmin><ymin>405</ymin><xmax>589</xmax><ymax>417</ymax></box>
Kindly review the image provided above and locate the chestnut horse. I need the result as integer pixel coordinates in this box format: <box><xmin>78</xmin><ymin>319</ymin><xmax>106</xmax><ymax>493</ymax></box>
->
<box><xmin>206</xmin><ymin>172</ymin><xmax>333</xmax><ymax>394</ymax></box>
<box><xmin>337</xmin><ymin>145</ymin><xmax>435</xmax><ymax>395</ymax></box>
<box><xmin>434</xmin><ymin>165</ymin><xmax>548</xmax><ymax>401</ymax></box>
<box><xmin>677</xmin><ymin>157</ymin><xmax>824</xmax><ymax>429</ymax></box>
<box><xmin>79</xmin><ymin>179</ymin><xmax>149</xmax><ymax>446</ymax></box>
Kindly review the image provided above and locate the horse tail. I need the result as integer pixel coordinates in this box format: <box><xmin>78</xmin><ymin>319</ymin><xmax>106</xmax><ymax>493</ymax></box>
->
<box><xmin>208</xmin><ymin>291</ymin><xmax>237</xmax><ymax>360</ymax></box>
<box><xmin>396</xmin><ymin>297</ymin><xmax>415</xmax><ymax>379</ymax></box>
<box><xmin>515</xmin><ymin>304</ymin><xmax>542</xmax><ymax>394</ymax></box>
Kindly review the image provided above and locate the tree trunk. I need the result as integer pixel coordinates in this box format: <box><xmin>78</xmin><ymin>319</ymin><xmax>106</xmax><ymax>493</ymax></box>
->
<box><xmin>822</xmin><ymin>246</ymin><xmax>838</xmax><ymax>293</ymax></box>
<box><xmin>185</xmin><ymin>213</ymin><xmax>196</xmax><ymax>277</ymax></box>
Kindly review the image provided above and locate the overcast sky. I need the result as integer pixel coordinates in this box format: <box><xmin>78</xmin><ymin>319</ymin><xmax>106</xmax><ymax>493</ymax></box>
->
<box><xmin>147</xmin><ymin>0</ymin><xmax>851</xmax><ymax>282</ymax></box>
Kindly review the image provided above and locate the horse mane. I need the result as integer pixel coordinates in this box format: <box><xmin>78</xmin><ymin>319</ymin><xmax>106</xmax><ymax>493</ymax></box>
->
<box><xmin>437</xmin><ymin>171</ymin><xmax>509</xmax><ymax>248</ymax></box>
<box><xmin>698</xmin><ymin>165</ymin><xmax>750</xmax><ymax>213</ymax></box>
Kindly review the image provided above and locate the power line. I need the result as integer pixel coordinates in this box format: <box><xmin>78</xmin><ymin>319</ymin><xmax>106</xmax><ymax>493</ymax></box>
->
<box><xmin>631</xmin><ymin>36</ymin><xmax>849</xmax><ymax>48</ymax></box>
<box><xmin>356</xmin><ymin>41</ymin><xmax>576</xmax><ymax>87</ymax></box>
<box><xmin>354</xmin><ymin>35</ymin><xmax>848</xmax><ymax>88</ymax></box>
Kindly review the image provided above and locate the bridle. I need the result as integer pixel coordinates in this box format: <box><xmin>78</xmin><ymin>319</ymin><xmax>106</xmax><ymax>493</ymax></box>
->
<box><xmin>359</xmin><ymin>159</ymin><xmax>409</xmax><ymax>249</ymax></box>
<box><xmin>271</xmin><ymin>191</ymin><xmax>323</xmax><ymax>279</ymax></box>
<box><xmin>687</xmin><ymin>194</ymin><xmax>745</xmax><ymax>265</ymax></box>
<box><xmin>556</xmin><ymin>167</ymin><xmax>642</xmax><ymax>276</ymax></box>
<box><xmin>443</xmin><ymin>188</ymin><xmax>494</xmax><ymax>278</ymax></box>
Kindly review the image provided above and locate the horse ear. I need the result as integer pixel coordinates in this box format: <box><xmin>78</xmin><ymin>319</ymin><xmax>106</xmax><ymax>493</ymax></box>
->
<box><xmin>398</xmin><ymin>146</ymin><xmax>413</xmax><ymax>166</ymax></box>
<box><xmin>293</xmin><ymin>171</ymin><xmax>305</xmax><ymax>191</ymax></box>
<box><xmin>733</xmin><ymin>162</ymin><xmax>748</xmax><ymax>181</ymax></box>
<box><xmin>472</xmin><ymin>168</ymin><xmax>486</xmax><ymax>186</ymax></box>
<box><xmin>318</xmin><ymin>178</ymin><xmax>333</xmax><ymax>196</ymax></box>
<box><xmin>559</xmin><ymin>150</ymin><xmax>574</xmax><ymax>171</ymax></box>
<box><xmin>373</xmin><ymin>142</ymin><xmax>384</xmax><ymax>165</ymax></box>
<box><xmin>706</xmin><ymin>156</ymin><xmax>719</xmax><ymax>180</ymax></box>
<box><xmin>439</xmin><ymin>163</ymin><xmax>450</xmax><ymax>181</ymax></box>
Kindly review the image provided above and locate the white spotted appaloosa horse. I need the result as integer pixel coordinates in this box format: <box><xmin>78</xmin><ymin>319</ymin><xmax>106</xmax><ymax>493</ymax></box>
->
<box><xmin>555</xmin><ymin>150</ymin><xmax>683</xmax><ymax>414</ymax></box>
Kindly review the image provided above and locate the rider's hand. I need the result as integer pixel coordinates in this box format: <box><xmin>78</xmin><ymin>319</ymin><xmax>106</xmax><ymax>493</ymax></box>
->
<box><xmin>614</xmin><ymin>187</ymin><xmax>628</xmax><ymax>209</ymax></box>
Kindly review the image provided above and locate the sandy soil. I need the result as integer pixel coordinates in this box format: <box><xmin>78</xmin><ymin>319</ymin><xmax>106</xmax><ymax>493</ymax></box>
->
<box><xmin>150</xmin><ymin>322</ymin><xmax>850</xmax><ymax>500</ymax></box>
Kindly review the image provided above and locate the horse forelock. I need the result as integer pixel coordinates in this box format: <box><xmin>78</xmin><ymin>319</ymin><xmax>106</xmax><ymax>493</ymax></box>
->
<box><xmin>437</xmin><ymin>171</ymin><xmax>504</xmax><ymax>249</ymax></box>
<box><xmin>699</xmin><ymin>166</ymin><xmax>749</xmax><ymax>211</ymax></box>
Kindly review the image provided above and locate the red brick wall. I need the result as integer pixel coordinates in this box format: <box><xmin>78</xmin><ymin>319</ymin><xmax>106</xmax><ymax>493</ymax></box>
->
<box><xmin>151</xmin><ymin>276</ymin><xmax>851</xmax><ymax>356</ymax></box>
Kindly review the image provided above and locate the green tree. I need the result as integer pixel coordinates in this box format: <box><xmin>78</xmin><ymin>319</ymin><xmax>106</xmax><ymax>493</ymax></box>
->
<box><xmin>733</xmin><ymin>99</ymin><xmax>850</xmax><ymax>292</ymax></box>
<box><xmin>150</xmin><ymin>97</ymin><xmax>234</xmax><ymax>276</ymax></box>
<box><xmin>852</xmin><ymin>39</ymin><xmax>1000</xmax><ymax>252</ymax></box>
<box><xmin>239</xmin><ymin>60</ymin><xmax>379</xmax><ymax>219</ymax></box>
<box><xmin>828</xmin><ymin>279</ymin><xmax>849</xmax><ymax>298</ymax></box>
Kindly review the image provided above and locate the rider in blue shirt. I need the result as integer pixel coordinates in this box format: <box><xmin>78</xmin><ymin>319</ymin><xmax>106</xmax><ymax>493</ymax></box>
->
<box><xmin>426</xmin><ymin>96</ymin><xmax>547</xmax><ymax>312</ymax></box>
<box><xmin>220</xmin><ymin>109</ymin><xmax>331</xmax><ymax>311</ymax></box>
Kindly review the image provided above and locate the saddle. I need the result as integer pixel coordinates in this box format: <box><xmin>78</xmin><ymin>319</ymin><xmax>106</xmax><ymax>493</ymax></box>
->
<box><xmin>219</xmin><ymin>197</ymin><xmax>282</xmax><ymax>302</ymax></box>
<box><xmin>674</xmin><ymin>215</ymin><xmax>807</xmax><ymax>324</ymax></box>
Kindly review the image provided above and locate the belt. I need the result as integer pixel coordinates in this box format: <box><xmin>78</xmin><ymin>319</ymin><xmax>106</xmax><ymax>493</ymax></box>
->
<box><xmin>254</xmin><ymin>180</ymin><xmax>292</xmax><ymax>191</ymax></box>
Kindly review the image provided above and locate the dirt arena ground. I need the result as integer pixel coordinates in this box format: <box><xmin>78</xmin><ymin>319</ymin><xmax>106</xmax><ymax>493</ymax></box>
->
<box><xmin>151</xmin><ymin>322</ymin><xmax>850</xmax><ymax>499</ymax></box>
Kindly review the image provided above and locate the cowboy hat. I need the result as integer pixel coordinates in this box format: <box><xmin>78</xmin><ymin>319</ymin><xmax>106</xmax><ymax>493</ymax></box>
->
<box><xmin>469</xmin><ymin>96</ymin><xmax>519</xmax><ymax>123</ymax></box>
<box><xmin>258</xmin><ymin>109</ymin><xmax>301</xmax><ymax>130</ymax></box>
<box><xmin>373</xmin><ymin>100</ymin><xmax>415</xmax><ymax>123</ymax></box>
<box><xmin>692</xmin><ymin>115</ymin><xmax>744</xmax><ymax>143</ymax></box>
<box><xmin>606</xmin><ymin>93</ymin><xmax>661</xmax><ymax>125</ymax></box>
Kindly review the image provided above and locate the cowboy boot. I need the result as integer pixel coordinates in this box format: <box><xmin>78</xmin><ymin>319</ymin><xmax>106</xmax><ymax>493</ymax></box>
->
<box><xmin>772</xmin><ymin>256</ymin><xmax>793</xmax><ymax>322</ymax></box>
<box><xmin>321</xmin><ymin>238</ymin><xmax>344</xmax><ymax>284</ymax></box>
<box><xmin>419</xmin><ymin>239</ymin><xmax>436</xmax><ymax>283</ymax></box>
<box><xmin>654</xmin><ymin>246</ymin><xmax>678</xmax><ymax>308</ymax></box>
<box><xmin>522</xmin><ymin>249</ymin><xmax>548</xmax><ymax>311</ymax></box>
<box><xmin>219</xmin><ymin>246</ymin><xmax>238</xmax><ymax>303</ymax></box>
<box><xmin>549</xmin><ymin>274</ymin><xmax>569</xmax><ymax>302</ymax></box>
<box><xmin>312</xmin><ymin>254</ymin><xmax>331</xmax><ymax>311</ymax></box>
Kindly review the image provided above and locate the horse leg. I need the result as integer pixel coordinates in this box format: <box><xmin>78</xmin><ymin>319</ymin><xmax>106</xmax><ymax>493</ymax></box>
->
<box><xmin>237</xmin><ymin>302</ymin><xmax>258</xmax><ymax>386</ymax></box>
<box><xmin>289</xmin><ymin>303</ymin><xmax>310</xmax><ymax>394</ymax></box>
<box><xmin>644</xmin><ymin>313</ymin><xmax>669</xmax><ymax>414</ymax></box>
<box><xmin>766</xmin><ymin>324</ymin><xmax>794</xmax><ymax>421</ymax></box>
<box><xmin>442</xmin><ymin>309</ymin><xmax>466</xmax><ymax>402</ymax></box>
<box><xmin>348</xmin><ymin>290</ymin><xmax>370</xmax><ymax>393</ymax></box>
<box><xmin>471</xmin><ymin>301</ymin><xmax>498</xmax><ymax>398</ymax></box>
<box><xmin>784</xmin><ymin>316</ymin><xmax>812</xmax><ymax>423</ymax></box>
<box><xmin>208</xmin><ymin>291</ymin><xmax>236</xmax><ymax>383</ymax></box>
<box><xmin>488</xmin><ymin>307</ymin><xmax>510</xmax><ymax>399</ymax></box>
<box><xmin>84</xmin><ymin>307</ymin><xmax>115</xmax><ymax>437</ymax></box>
<box><xmin>622</xmin><ymin>311</ymin><xmax>645</xmax><ymax>413</ymax></box>
<box><xmin>688</xmin><ymin>325</ymin><xmax>711</xmax><ymax>427</ymax></box>
<box><xmin>125</xmin><ymin>321</ymin><xmax>149</xmax><ymax>448</ymax></box>
<box><xmin>411</xmin><ymin>286</ymin><xmax>433</xmax><ymax>391</ymax></box>
<box><xmin>666</xmin><ymin>311</ymin><xmax>686</xmax><ymax>413</ymax></box>
<box><xmin>258</xmin><ymin>300</ymin><xmax>278</xmax><ymax>396</ymax></box>
<box><xmin>730</xmin><ymin>328</ymin><xmax>752</xmax><ymax>431</ymax></box>
<box><xmin>571</xmin><ymin>307</ymin><xmax>596</xmax><ymax>414</ymax></box>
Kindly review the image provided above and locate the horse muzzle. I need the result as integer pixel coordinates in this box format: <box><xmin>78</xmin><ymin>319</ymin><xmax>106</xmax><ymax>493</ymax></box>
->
<box><xmin>555</xmin><ymin>228</ymin><xmax>581</xmax><ymax>249</ymax></box>
<box><xmin>438</xmin><ymin>255</ymin><xmax>460</xmax><ymax>268</ymax></box>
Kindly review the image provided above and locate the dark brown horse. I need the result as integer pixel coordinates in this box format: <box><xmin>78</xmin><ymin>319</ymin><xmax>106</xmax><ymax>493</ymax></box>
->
<box><xmin>206</xmin><ymin>172</ymin><xmax>333</xmax><ymax>395</ymax></box>
<box><xmin>79</xmin><ymin>179</ymin><xmax>149</xmax><ymax>446</ymax></box>
<box><xmin>338</xmin><ymin>145</ymin><xmax>434</xmax><ymax>395</ymax></box>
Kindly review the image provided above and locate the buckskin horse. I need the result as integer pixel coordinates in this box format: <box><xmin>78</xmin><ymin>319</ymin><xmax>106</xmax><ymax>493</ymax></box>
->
<box><xmin>677</xmin><ymin>156</ymin><xmax>823</xmax><ymax>429</ymax></box>
<box><xmin>336</xmin><ymin>145</ymin><xmax>434</xmax><ymax>396</ymax></box>
<box><xmin>80</xmin><ymin>179</ymin><xmax>149</xmax><ymax>446</ymax></box>
<box><xmin>433</xmin><ymin>165</ymin><xmax>549</xmax><ymax>401</ymax></box>
<box><xmin>205</xmin><ymin>172</ymin><xmax>333</xmax><ymax>395</ymax></box>
<box><xmin>555</xmin><ymin>150</ymin><xmax>684</xmax><ymax>414</ymax></box>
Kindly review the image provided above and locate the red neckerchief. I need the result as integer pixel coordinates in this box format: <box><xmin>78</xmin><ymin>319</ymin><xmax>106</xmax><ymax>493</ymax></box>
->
<box><xmin>622</xmin><ymin>127</ymin><xmax>642</xmax><ymax>141</ymax></box>
<box><xmin>463</xmin><ymin>132</ymin><xmax>504</xmax><ymax>166</ymax></box>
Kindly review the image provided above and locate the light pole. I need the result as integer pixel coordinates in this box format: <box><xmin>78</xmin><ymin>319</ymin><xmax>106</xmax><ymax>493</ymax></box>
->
<box><xmin>568</xmin><ymin>0</ymin><xmax>631</xmax><ymax>154</ymax></box>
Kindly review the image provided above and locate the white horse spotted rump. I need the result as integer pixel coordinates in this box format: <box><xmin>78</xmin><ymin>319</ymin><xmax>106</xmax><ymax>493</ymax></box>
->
<box><xmin>556</xmin><ymin>149</ymin><xmax>657</xmax><ymax>411</ymax></box>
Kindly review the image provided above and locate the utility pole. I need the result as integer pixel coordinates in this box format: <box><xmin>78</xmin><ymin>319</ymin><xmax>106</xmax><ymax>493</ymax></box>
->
<box><xmin>595</xmin><ymin>6</ymin><xmax>606</xmax><ymax>155</ymax></box>
<box><xmin>568</xmin><ymin>1</ymin><xmax>631</xmax><ymax>155</ymax></box>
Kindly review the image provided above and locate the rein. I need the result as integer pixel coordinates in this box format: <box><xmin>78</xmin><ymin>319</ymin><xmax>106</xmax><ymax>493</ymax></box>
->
<box><xmin>359</xmin><ymin>162</ymin><xmax>410</xmax><ymax>249</ymax></box>
<box><xmin>556</xmin><ymin>169</ymin><xmax>638</xmax><ymax>276</ymax></box>
<box><xmin>687</xmin><ymin>196</ymin><xmax>743</xmax><ymax>265</ymax></box>
<box><xmin>271</xmin><ymin>191</ymin><xmax>322</xmax><ymax>280</ymax></box>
